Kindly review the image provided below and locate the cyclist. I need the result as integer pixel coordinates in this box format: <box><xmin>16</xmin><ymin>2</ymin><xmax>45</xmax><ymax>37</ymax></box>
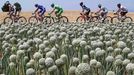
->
<box><xmin>8</xmin><ymin>4</ymin><xmax>14</xmax><ymax>17</ymax></box>
<box><xmin>95</xmin><ymin>4</ymin><xmax>108</xmax><ymax>22</ymax></box>
<box><xmin>49</xmin><ymin>3</ymin><xmax>63</xmax><ymax>18</ymax></box>
<box><xmin>13</xmin><ymin>2</ymin><xmax>22</xmax><ymax>17</ymax></box>
<box><xmin>80</xmin><ymin>2</ymin><xmax>91</xmax><ymax>20</ymax></box>
<box><xmin>115</xmin><ymin>3</ymin><xmax>128</xmax><ymax>19</ymax></box>
<box><xmin>34</xmin><ymin>4</ymin><xmax>46</xmax><ymax>21</ymax></box>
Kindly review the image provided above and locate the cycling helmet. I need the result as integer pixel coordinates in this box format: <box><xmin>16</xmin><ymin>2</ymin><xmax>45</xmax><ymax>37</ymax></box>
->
<box><xmin>51</xmin><ymin>3</ymin><xmax>54</xmax><ymax>8</ymax></box>
<box><xmin>98</xmin><ymin>4</ymin><xmax>102</xmax><ymax>8</ymax></box>
<box><xmin>80</xmin><ymin>2</ymin><xmax>83</xmax><ymax>6</ymax></box>
<box><xmin>117</xmin><ymin>3</ymin><xmax>121</xmax><ymax>8</ymax></box>
<box><xmin>35</xmin><ymin>4</ymin><xmax>38</xmax><ymax>7</ymax></box>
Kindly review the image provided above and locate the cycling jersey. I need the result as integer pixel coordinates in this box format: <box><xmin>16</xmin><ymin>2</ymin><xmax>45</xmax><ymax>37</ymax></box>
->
<box><xmin>54</xmin><ymin>5</ymin><xmax>63</xmax><ymax>17</ymax></box>
<box><xmin>37</xmin><ymin>5</ymin><xmax>46</xmax><ymax>16</ymax></box>
<box><xmin>81</xmin><ymin>5</ymin><xmax>90</xmax><ymax>12</ymax></box>
<box><xmin>14</xmin><ymin>2</ymin><xmax>21</xmax><ymax>11</ymax></box>
<box><xmin>119</xmin><ymin>6</ymin><xmax>128</xmax><ymax>12</ymax></box>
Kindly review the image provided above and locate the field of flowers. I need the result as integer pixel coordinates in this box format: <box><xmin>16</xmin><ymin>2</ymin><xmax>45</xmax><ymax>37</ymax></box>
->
<box><xmin>0</xmin><ymin>22</ymin><xmax>134</xmax><ymax>75</ymax></box>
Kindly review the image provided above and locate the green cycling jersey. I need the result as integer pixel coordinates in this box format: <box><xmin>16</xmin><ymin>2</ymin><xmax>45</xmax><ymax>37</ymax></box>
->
<box><xmin>54</xmin><ymin>5</ymin><xmax>63</xmax><ymax>17</ymax></box>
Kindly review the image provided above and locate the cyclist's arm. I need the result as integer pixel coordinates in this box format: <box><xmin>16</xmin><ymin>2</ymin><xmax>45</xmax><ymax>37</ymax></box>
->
<box><xmin>96</xmin><ymin>9</ymin><xmax>101</xmax><ymax>14</ymax></box>
<box><xmin>34</xmin><ymin>8</ymin><xmax>38</xmax><ymax>14</ymax></box>
<box><xmin>115</xmin><ymin>9</ymin><xmax>120</xmax><ymax>14</ymax></box>
<box><xmin>49</xmin><ymin>8</ymin><xmax>55</xmax><ymax>15</ymax></box>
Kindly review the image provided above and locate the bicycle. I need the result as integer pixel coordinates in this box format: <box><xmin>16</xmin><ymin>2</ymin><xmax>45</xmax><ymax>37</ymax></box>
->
<box><xmin>76</xmin><ymin>12</ymin><xmax>96</xmax><ymax>23</ymax></box>
<box><xmin>47</xmin><ymin>14</ymin><xmax>69</xmax><ymax>24</ymax></box>
<box><xmin>111</xmin><ymin>13</ymin><xmax>133</xmax><ymax>24</ymax></box>
<box><xmin>28</xmin><ymin>13</ymin><xmax>50</xmax><ymax>25</ymax></box>
<box><xmin>93</xmin><ymin>13</ymin><xmax>112</xmax><ymax>24</ymax></box>
<box><xmin>3</xmin><ymin>13</ymin><xmax>27</xmax><ymax>25</ymax></box>
<box><xmin>76</xmin><ymin>12</ymin><xmax>112</xmax><ymax>24</ymax></box>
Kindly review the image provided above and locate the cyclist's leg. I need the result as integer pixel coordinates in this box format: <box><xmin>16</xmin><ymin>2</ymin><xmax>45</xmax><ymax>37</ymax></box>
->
<box><xmin>85</xmin><ymin>11</ymin><xmax>90</xmax><ymax>20</ymax></box>
<box><xmin>17</xmin><ymin>8</ymin><xmax>21</xmax><ymax>17</ymax></box>
<box><xmin>55</xmin><ymin>10</ymin><xmax>60</xmax><ymax>17</ymax></box>
<box><xmin>40</xmin><ymin>9</ymin><xmax>46</xmax><ymax>21</ymax></box>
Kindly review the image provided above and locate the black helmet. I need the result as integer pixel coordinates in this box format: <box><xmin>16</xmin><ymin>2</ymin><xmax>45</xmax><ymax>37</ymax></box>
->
<box><xmin>98</xmin><ymin>4</ymin><xmax>102</xmax><ymax>8</ymax></box>
<box><xmin>80</xmin><ymin>2</ymin><xmax>83</xmax><ymax>6</ymax></box>
<box><xmin>35</xmin><ymin>4</ymin><xmax>38</xmax><ymax>7</ymax></box>
<box><xmin>51</xmin><ymin>3</ymin><xmax>54</xmax><ymax>8</ymax></box>
<box><xmin>117</xmin><ymin>3</ymin><xmax>121</xmax><ymax>8</ymax></box>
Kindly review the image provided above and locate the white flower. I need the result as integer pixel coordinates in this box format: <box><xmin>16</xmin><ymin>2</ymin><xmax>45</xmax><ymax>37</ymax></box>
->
<box><xmin>107</xmin><ymin>47</ymin><xmax>114</xmax><ymax>52</ymax></box>
<box><xmin>90</xmin><ymin>50</ymin><xmax>95</xmax><ymax>58</ymax></box>
<box><xmin>96</xmin><ymin>50</ymin><xmax>105</xmax><ymax>57</ymax></box>
<box><xmin>75</xmin><ymin>63</ymin><xmax>90</xmax><ymax>75</ymax></box>
<box><xmin>33</xmin><ymin>52</ymin><xmax>42</xmax><ymax>60</ymax></box>
<box><xmin>128</xmin><ymin>52</ymin><xmax>134</xmax><ymax>59</ymax></box>
<box><xmin>51</xmin><ymin>47</ymin><xmax>58</xmax><ymax>53</ymax></box>
<box><xmin>9</xmin><ymin>62</ymin><xmax>16</xmax><ymax>69</ymax></box>
<box><xmin>39</xmin><ymin>58</ymin><xmax>45</xmax><ymax>65</ymax></box>
<box><xmin>82</xmin><ymin>55</ymin><xmax>89</xmax><ymax>62</ymax></box>
<box><xmin>39</xmin><ymin>44</ymin><xmax>45</xmax><ymax>50</ymax></box>
<box><xmin>90</xmin><ymin>59</ymin><xmax>97</xmax><ymax>66</ymax></box>
<box><xmin>46</xmin><ymin>51</ymin><xmax>55</xmax><ymax>58</ymax></box>
<box><xmin>106</xmin><ymin>71</ymin><xmax>115</xmax><ymax>75</ymax></box>
<box><xmin>44</xmin><ymin>47</ymin><xmax>51</xmax><ymax>52</ymax></box>
<box><xmin>114</xmin><ymin>48</ymin><xmax>122</xmax><ymax>53</ymax></box>
<box><xmin>68</xmin><ymin>66</ymin><xmax>76</xmax><ymax>75</ymax></box>
<box><xmin>115</xmin><ymin>55</ymin><xmax>123</xmax><ymax>60</ymax></box>
<box><xmin>45</xmin><ymin>57</ymin><xmax>54</xmax><ymax>67</ymax></box>
<box><xmin>33</xmin><ymin>38</ymin><xmax>42</xmax><ymax>44</ymax></box>
<box><xmin>60</xmin><ymin>54</ymin><xmax>68</xmax><ymax>62</ymax></box>
<box><xmin>123</xmin><ymin>59</ymin><xmax>130</xmax><ymax>65</ymax></box>
<box><xmin>43</xmin><ymin>40</ymin><xmax>49</xmax><ymax>46</ymax></box>
<box><xmin>114</xmin><ymin>59</ymin><xmax>122</xmax><ymax>66</ymax></box>
<box><xmin>105</xmin><ymin>56</ymin><xmax>114</xmax><ymax>63</ymax></box>
<box><xmin>96</xmin><ymin>62</ymin><xmax>102</xmax><ymax>68</ymax></box>
<box><xmin>80</xmin><ymin>41</ymin><xmax>87</xmax><ymax>47</ymax></box>
<box><xmin>73</xmin><ymin>58</ymin><xmax>80</xmax><ymax>64</ymax></box>
<box><xmin>9</xmin><ymin>54</ymin><xmax>17</xmax><ymax>62</ymax></box>
<box><xmin>17</xmin><ymin>50</ymin><xmax>25</xmax><ymax>58</ymax></box>
<box><xmin>126</xmin><ymin>63</ymin><xmax>134</xmax><ymax>71</ymax></box>
<box><xmin>55</xmin><ymin>58</ymin><xmax>64</xmax><ymax>67</ymax></box>
<box><xmin>26</xmin><ymin>68</ymin><xmax>35</xmax><ymax>75</ymax></box>
<box><xmin>48</xmin><ymin>65</ymin><xmax>58</xmax><ymax>72</ymax></box>
<box><xmin>49</xmin><ymin>36</ymin><xmax>57</xmax><ymax>43</ymax></box>
<box><xmin>122</xmin><ymin>47</ymin><xmax>130</xmax><ymax>54</ymax></box>
<box><xmin>29</xmin><ymin>59</ymin><xmax>35</xmax><ymax>65</ymax></box>
<box><xmin>72</xmin><ymin>39</ymin><xmax>81</xmax><ymax>46</ymax></box>
<box><xmin>117</xmin><ymin>41</ymin><xmax>126</xmax><ymax>49</ymax></box>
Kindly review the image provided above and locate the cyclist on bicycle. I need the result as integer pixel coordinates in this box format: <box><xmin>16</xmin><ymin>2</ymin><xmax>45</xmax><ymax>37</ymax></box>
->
<box><xmin>34</xmin><ymin>4</ymin><xmax>46</xmax><ymax>21</ymax></box>
<box><xmin>49</xmin><ymin>3</ymin><xmax>63</xmax><ymax>18</ymax></box>
<box><xmin>95</xmin><ymin>4</ymin><xmax>108</xmax><ymax>22</ymax></box>
<box><xmin>80</xmin><ymin>2</ymin><xmax>91</xmax><ymax>20</ymax></box>
<box><xmin>115</xmin><ymin>3</ymin><xmax>128</xmax><ymax>18</ymax></box>
<box><xmin>13</xmin><ymin>2</ymin><xmax>22</xmax><ymax>17</ymax></box>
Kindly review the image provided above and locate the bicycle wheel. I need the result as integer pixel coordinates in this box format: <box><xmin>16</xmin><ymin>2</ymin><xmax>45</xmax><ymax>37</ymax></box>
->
<box><xmin>3</xmin><ymin>17</ymin><xmax>13</xmax><ymax>25</ymax></box>
<box><xmin>112</xmin><ymin>16</ymin><xmax>119</xmax><ymax>24</ymax></box>
<box><xmin>43</xmin><ymin>16</ymin><xmax>52</xmax><ymax>24</ymax></box>
<box><xmin>76</xmin><ymin>16</ymin><xmax>86</xmax><ymax>23</ymax></box>
<box><xmin>60</xmin><ymin>16</ymin><xmax>69</xmax><ymax>23</ymax></box>
<box><xmin>28</xmin><ymin>16</ymin><xmax>38</xmax><ymax>24</ymax></box>
<box><xmin>104</xmin><ymin>16</ymin><xmax>112</xmax><ymax>24</ymax></box>
<box><xmin>18</xmin><ymin>16</ymin><xmax>27</xmax><ymax>25</ymax></box>
<box><xmin>124</xmin><ymin>17</ymin><xmax>133</xmax><ymax>23</ymax></box>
